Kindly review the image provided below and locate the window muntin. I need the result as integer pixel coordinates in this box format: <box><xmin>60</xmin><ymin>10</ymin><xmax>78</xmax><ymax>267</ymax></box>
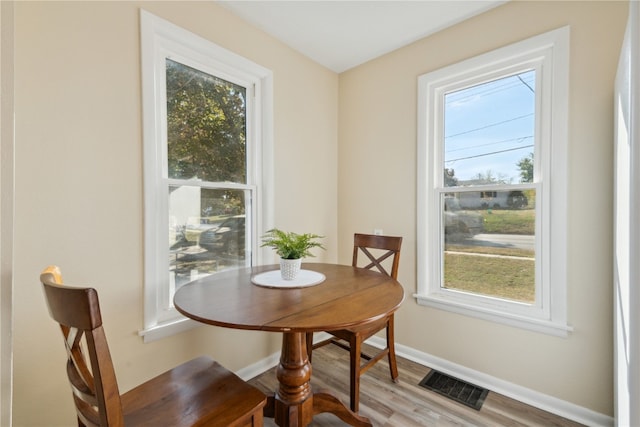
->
<box><xmin>416</xmin><ymin>27</ymin><xmax>571</xmax><ymax>336</ymax></box>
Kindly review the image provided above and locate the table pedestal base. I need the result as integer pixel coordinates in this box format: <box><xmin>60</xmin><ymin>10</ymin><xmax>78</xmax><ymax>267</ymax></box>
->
<box><xmin>312</xmin><ymin>391</ymin><xmax>372</xmax><ymax>426</ymax></box>
<box><xmin>263</xmin><ymin>332</ymin><xmax>372</xmax><ymax>427</ymax></box>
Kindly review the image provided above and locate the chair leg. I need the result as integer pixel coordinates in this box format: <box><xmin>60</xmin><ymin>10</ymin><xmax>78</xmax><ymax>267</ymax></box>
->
<box><xmin>387</xmin><ymin>316</ymin><xmax>399</xmax><ymax>382</ymax></box>
<box><xmin>350</xmin><ymin>336</ymin><xmax>362</xmax><ymax>413</ymax></box>
<box><xmin>305</xmin><ymin>332</ymin><xmax>314</xmax><ymax>363</ymax></box>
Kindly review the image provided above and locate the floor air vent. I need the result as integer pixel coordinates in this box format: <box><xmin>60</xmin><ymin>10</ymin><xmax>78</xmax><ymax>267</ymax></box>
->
<box><xmin>418</xmin><ymin>370</ymin><xmax>489</xmax><ymax>410</ymax></box>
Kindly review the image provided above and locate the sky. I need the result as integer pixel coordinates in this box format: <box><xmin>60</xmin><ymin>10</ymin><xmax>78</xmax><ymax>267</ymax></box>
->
<box><xmin>443</xmin><ymin>69</ymin><xmax>535</xmax><ymax>184</ymax></box>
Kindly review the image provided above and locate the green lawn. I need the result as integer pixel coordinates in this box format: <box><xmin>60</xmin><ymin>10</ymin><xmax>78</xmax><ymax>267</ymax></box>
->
<box><xmin>480</xmin><ymin>208</ymin><xmax>535</xmax><ymax>235</ymax></box>
<box><xmin>444</xmin><ymin>252</ymin><xmax>535</xmax><ymax>302</ymax></box>
<box><xmin>444</xmin><ymin>208</ymin><xmax>536</xmax><ymax>303</ymax></box>
<box><xmin>445</xmin><ymin>244</ymin><xmax>533</xmax><ymax>258</ymax></box>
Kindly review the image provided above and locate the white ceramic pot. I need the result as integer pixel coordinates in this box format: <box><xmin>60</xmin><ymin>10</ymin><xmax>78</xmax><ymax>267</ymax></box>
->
<box><xmin>280</xmin><ymin>258</ymin><xmax>302</xmax><ymax>280</ymax></box>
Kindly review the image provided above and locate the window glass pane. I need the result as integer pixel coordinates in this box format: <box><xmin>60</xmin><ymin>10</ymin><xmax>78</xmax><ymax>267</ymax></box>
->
<box><xmin>166</xmin><ymin>59</ymin><xmax>247</xmax><ymax>183</ymax></box>
<box><xmin>169</xmin><ymin>186</ymin><xmax>248</xmax><ymax>290</ymax></box>
<box><xmin>443</xmin><ymin>70</ymin><xmax>535</xmax><ymax>187</ymax></box>
<box><xmin>442</xmin><ymin>190</ymin><xmax>536</xmax><ymax>303</ymax></box>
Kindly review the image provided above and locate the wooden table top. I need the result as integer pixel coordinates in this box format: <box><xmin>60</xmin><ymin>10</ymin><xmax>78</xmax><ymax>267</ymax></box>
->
<box><xmin>173</xmin><ymin>263</ymin><xmax>405</xmax><ymax>333</ymax></box>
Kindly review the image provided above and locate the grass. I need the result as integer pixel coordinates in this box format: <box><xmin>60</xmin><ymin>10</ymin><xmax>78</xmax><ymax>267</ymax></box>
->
<box><xmin>479</xmin><ymin>208</ymin><xmax>535</xmax><ymax>235</ymax></box>
<box><xmin>444</xmin><ymin>252</ymin><xmax>535</xmax><ymax>302</ymax></box>
<box><xmin>445</xmin><ymin>244</ymin><xmax>533</xmax><ymax>258</ymax></box>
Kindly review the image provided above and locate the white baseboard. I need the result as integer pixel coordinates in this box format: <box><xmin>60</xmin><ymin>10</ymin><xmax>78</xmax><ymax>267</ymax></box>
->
<box><xmin>367</xmin><ymin>336</ymin><xmax>613</xmax><ymax>427</ymax></box>
<box><xmin>236</xmin><ymin>350</ymin><xmax>281</xmax><ymax>382</ymax></box>
<box><xmin>236</xmin><ymin>334</ymin><xmax>612</xmax><ymax>427</ymax></box>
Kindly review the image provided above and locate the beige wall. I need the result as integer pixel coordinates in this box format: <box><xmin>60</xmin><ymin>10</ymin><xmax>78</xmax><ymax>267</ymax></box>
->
<box><xmin>12</xmin><ymin>1</ymin><xmax>337</xmax><ymax>425</ymax></box>
<box><xmin>338</xmin><ymin>0</ymin><xmax>627</xmax><ymax>417</ymax></box>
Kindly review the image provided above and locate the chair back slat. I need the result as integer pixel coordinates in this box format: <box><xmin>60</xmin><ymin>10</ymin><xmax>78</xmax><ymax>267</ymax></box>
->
<box><xmin>64</xmin><ymin>327</ymin><xmax>97</xmax><ymax>395</ymax></box>
<box><xmin>352</xmin><ymin>233</ymin><xmax>402</xmax><ymax>279</ymax></box>
<box><xmin>40</xmin><ymin>266</ymin><xmax>124</xmax><ymax>427</ymax></box>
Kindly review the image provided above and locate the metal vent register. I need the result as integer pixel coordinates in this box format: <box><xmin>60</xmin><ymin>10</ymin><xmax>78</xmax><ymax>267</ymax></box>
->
<box><xmin>419</xmin><ymin>370</ymin><xmax>489</xmax><ymax>410</ymax></box>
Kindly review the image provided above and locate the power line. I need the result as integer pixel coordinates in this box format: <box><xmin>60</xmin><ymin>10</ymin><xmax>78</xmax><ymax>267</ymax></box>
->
<box><xmin>445</xmin><ymin>135</ymin><xmax>533</xmax><ymax>153</ymax></box>
<box><xmin>446</xmin><ymin>79</ymin><xmax>533</xmax><ymax>104</ymax></box>
<box><xmin>517</xmin><ymin>75</ymin><xmax>535</xmax><ymax>93</ymax></box>
<box><xmin>445</xmin><ymin>145</ymin><xmax>534</xmax><ymax>163</ymax></box>
<box><xmin>445</xmin><ymin>72</ymin><xmax>535</xmax><ymax>104</ymax></box>
<box><xmin>445</xmin><ymin>113</ymin><xmax>534</xmax><ymax>139</ymax></box>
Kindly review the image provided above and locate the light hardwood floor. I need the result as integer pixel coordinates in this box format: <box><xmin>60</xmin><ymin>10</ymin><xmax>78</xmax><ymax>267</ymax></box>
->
<box><xmin>248</xmin><ymin>343</ymin><xmax>585</xmax><ymax>426</ymax></box>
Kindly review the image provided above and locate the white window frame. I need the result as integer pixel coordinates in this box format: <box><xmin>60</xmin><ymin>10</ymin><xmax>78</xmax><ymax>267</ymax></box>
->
<box><xmin>139</xmin><ymin>10</ymin><xmax>273</xmax><ymax>342</ymax></box>
<box><xmin>415</xmin><ymin>27</ymin><xmax>572</xmax><ymax>337</ymax></box>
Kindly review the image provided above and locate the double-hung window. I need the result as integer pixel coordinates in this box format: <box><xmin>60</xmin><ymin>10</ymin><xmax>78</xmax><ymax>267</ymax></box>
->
<box><xmin>140</xmin><ymin>11</ymin><xmax>273</xmax><ymax>341</ymax></box>
<box><xmin>416</xmin><ymin>27</ymin><xmax>571</xmax><ymax>336</ymax></box>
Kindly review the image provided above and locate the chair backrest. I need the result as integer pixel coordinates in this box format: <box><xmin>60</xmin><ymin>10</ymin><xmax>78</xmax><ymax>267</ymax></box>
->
<box><xmin>352</xmin><ymin>233</ymin><xmax>402</xmax><ymax>280</ymax></box>
<box><xmin>40</xmin><ymin>266</ymin><xmax>124</xmax><ymax>427</ymax></box>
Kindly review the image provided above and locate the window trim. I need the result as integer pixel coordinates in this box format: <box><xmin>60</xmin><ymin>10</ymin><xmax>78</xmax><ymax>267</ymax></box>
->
<box><xmin>139</xmin><ymin>10</ymin><xmax>273</xmax><ymax>341</ymax></box>
<box><xmin>415</xmin><ymin>27</ymin><xmax>572</xmax><ymax>337</ymax></box>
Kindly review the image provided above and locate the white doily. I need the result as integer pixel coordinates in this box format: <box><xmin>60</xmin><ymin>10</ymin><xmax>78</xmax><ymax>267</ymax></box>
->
<box><xmin>251</xmin><ymin>270</ymin><xmax>326</xmax><ymax>288</ymax></box>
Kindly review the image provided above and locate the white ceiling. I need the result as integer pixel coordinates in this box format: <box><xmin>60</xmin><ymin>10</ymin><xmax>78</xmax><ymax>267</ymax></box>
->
<box><xmin>218</xmin><ymin>1</ymin><xmax>507</xmax><ymax>73</ymax></box>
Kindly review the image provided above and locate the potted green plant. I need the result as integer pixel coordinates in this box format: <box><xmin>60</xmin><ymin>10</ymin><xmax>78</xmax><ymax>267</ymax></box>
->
<box><xmin>261</xmin><ymin>228</ymin><xmax>325</xmax><ymax>280</ymax></box>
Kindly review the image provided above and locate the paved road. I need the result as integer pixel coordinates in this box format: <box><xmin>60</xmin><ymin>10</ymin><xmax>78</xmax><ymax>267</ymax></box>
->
<box><xmin>466</xmin><ymin>233</ymin><xmax>535</xmax><ymax>251</ymax></box>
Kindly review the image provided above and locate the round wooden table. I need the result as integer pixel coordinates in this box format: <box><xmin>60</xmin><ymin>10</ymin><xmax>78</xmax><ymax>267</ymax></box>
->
<box><xmin>173</xmin><ymin>263</ymin><xmax>404</xmax><ymax>427</ymax></box>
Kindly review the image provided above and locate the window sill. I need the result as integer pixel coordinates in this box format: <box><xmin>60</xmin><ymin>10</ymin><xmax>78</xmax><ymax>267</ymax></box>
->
<box><xmin>413</xmin><ymin>293</ymin><xmax>573</xmax><ymax>337</ymax></box>
<box><xmin>138</xmin><ymin>317</ymin><xmax>200</xmax><ymax>343</ymax></box>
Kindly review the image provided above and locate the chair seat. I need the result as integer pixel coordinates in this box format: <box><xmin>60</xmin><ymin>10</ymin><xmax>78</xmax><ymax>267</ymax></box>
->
<box><xmin>121</xmin><ymin>356</ymin><xmax>266</xmax><ymax>427</ymax></box>
<box><xmin>328</xmin><ymin>317</ymin><xmax>388</xmax><ymax>341</ymax></box>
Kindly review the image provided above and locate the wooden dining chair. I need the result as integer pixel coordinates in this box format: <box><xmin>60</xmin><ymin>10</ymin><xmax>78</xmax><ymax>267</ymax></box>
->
<box><xmin>306</xmin><ymin>233</ymin><xmax>403</xmax><ymax>412</ymax></box>
<box><xmin>40</xmin><ymin>265</ymin><xmax>267</xmax><ymax>427</ymax></box>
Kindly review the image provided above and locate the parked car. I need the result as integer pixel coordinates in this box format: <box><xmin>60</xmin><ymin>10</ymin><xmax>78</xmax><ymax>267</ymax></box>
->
<box><xmin>444</xmin><ymin>197</ymin><xmax>484</xmax><ymax>237</ymax></box>
<box><xmin>198</xmin><ymin>215</ymin><xmax>245</xmax><ymax>256</ymax></box>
